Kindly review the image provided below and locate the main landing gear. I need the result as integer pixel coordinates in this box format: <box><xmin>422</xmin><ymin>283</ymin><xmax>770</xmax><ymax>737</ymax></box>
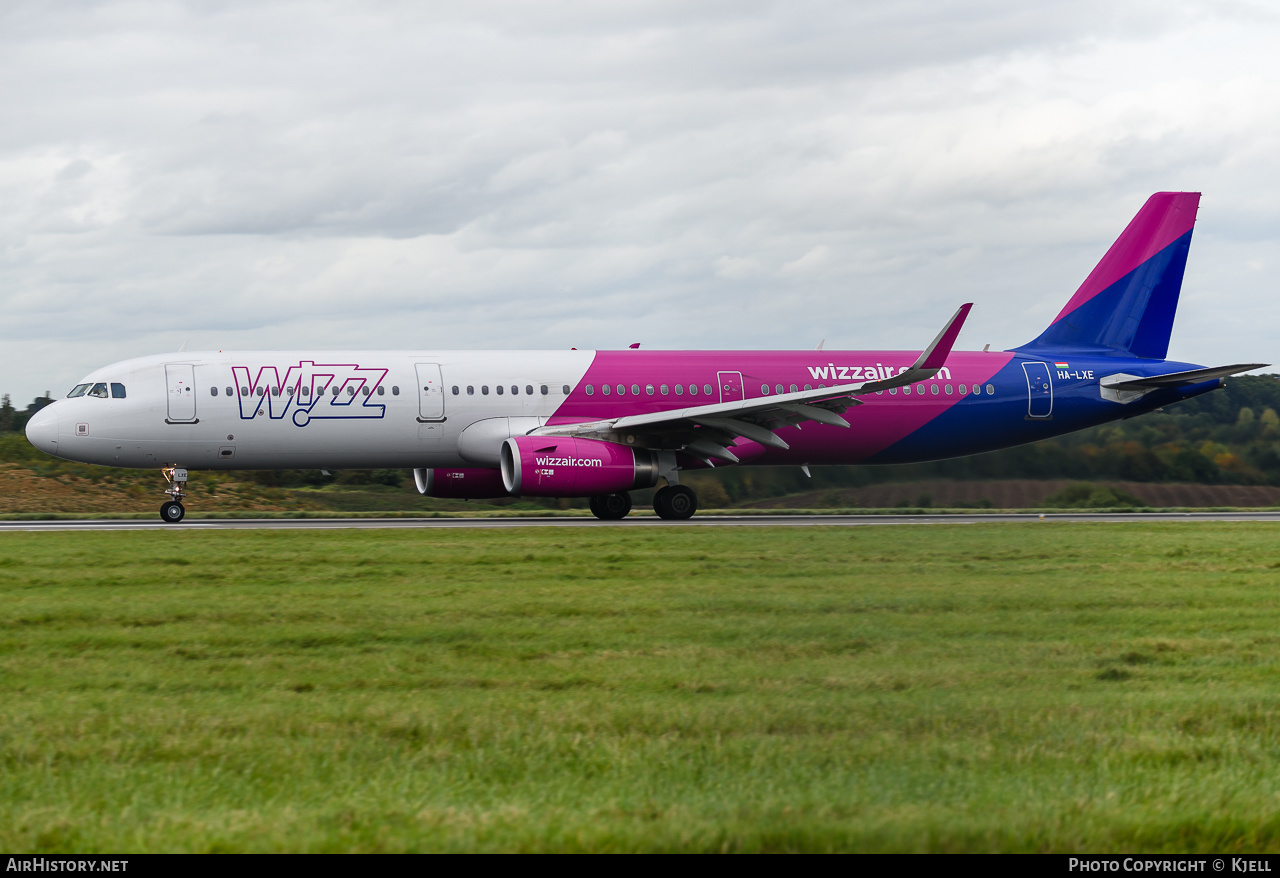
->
<box><xmin>588</xmin><ymin>492</ymin><xmax>632</xmax><ymax>520</ymax></box>
<box><xmin>159</xmin><ymin>466</ymin><xmax>188</xmax><ymax>523</ymax></box>
<box><xmin>653</xmin><ymin>485</ymin><xmax>696</xmax><ymax>520</ymax></box>
<box><xmin>586</xmin><ymin>485</ymin><xmax>698</xmax><ymax>521</ymax></box>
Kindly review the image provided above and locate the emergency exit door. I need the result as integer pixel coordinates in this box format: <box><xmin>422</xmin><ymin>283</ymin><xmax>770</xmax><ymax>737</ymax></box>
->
<box><xmin>717</xmin><ymin>371</ymin><xmax>744</xmax><ymax>403</ymax></box>
<box><xmin>416</xmin><ymin>363</ymin><xmax>445</xmax><ymax>421</ymax></box>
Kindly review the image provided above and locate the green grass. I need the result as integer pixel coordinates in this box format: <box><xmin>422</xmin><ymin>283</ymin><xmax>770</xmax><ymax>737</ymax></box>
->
<box><xmin>3</xmin><ymin>523</ymin><xmax>1280</xmax><ymax>851</ymax></box>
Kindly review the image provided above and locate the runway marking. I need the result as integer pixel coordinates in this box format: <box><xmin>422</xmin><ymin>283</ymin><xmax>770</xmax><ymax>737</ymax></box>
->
<box><xmin>2</xmin><ymin>513</ymin><xmax>1280</xmax><ymax>532</ymax></box>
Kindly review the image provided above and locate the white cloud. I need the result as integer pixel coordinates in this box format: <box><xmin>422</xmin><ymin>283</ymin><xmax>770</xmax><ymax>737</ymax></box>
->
<box><xmin>1</xmin><ymin>0</ymin><xmax>1279</xmax><ymax>404</ymax></box>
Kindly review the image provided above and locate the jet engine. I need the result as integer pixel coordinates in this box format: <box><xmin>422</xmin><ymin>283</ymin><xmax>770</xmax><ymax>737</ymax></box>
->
<box><xmin>413</xmin><ymin>467</ymin><xmax>511</xmax><ymax>499</ymax></box>
<box><xmin>500</xmin><ymin>436</ymin><xmax>658</xmax><ymax>497</ymax></box>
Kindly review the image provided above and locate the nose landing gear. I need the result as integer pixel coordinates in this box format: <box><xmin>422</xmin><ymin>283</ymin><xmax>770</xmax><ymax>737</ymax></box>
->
<box><xmin>160</xmin><ymin>466</ymin><xmax>188</xmax><ymax>523</ymax></box>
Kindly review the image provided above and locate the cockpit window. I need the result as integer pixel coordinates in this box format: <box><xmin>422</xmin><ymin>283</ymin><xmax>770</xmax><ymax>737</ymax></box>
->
<box><xmin>88</xmin><ymin>383</ymin><xmax>109</xmax><ymax>398</ymax></box>
<box><xmin>67</xmin><ymin>384</ymin><xmax>90</xmax><ymax>398</ymax></box>
<box><xmin>111</xmin><ymin>383</ymin><xmax>126</xmax><ymax>399</ymax></box>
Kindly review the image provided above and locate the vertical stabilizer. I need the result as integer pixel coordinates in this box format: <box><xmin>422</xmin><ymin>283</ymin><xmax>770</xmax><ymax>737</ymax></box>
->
<box><xmin>1018</xmin><ymin>192</ymin><xmax>1200</xmax><ymax>359</ymax></box>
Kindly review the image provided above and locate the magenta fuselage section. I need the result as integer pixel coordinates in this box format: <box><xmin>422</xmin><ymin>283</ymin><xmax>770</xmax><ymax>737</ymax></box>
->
<box><xmin>548</xmin><ymin>349</ymin><xmax>1015</xmax><ymax>465</ymax></box>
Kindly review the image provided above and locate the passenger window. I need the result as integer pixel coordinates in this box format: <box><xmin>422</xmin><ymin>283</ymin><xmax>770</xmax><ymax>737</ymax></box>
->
<box><xmin>482</xmin><ymin>386</ymin><xmax>489</xmax><ymax>395</ymax></box>
<box><xmin>959</xmin><ymin>384</ymin><xmax>967</xmax><ymax>395</ymax></box>
<box><xmin>916</xmin><ymin>385</ymin><xmax>924</xmax><ymax>395</ymax></box>
<box><xmin>272</xmin><ymin>386</ymin><xmax>280</xmax><ymax>396</ymax></box>
<box><xmin>761</xmin><ymin>384</ymin><xmax>769</xmax><ymax>394</ymax></box>
<box><xmin>209</xmin><ymin>386</ymin><xmax>218</xmax><ymax>397</ymax></box>
<box><xmin>660</xmin><ymin>384</ymin><xmax>669</xmax><ymax>395</ymax></box>
<box><xmin>377</xmin><ymin>386</ymin><xmax>385</xmax><ymax>396</ymax></box>
<box><xmin>240</xmin><ymin>387</ymin><xmax>248</xmax><ymax>397</ymax></box>
<box><xmin>790</xmin><ymin>384</ymin><xmax>798</xmax><ymax>393</ymax></box>
<box><xmin>586</xmin><ymin>385</ymin><xmax>595</xmax><ymax>395</ymax></box>
<box><xmin>931</xmin><ymin>384</ymin><xmax>939</xmax><ymax>395</ymax></box>
<box><xmin>496</xmin><ymin>385</ymin><xmax>504</xmax><ymax>395</ymax></box>
<box><xmin>617</xmin><ymin>384</ymin><xmax>625</xmax><ymax>396</ymax></box>
<box><xmin>112</xmin><ymin>383</ymin><xmax>126</xmax><ymax>399</ymax></box>
<box><xmin>689</xmin><ymin>385</ymin><xmax>698</xmax><ymax>396</ymax></box>
<box><xmin>986</xmin><ymin>384</ymin><xmax>995</xmax><ymax>395</ymax></box>
<box><xmin>512</xmin><ymin>385</ymin><xmax>519</xmax><ymax>395</ymax></box>
<box><xmin>451</xmin><ymin>386</ymin><xmax>459</xmax><ymax>395</ymax></box>
<box><xmin>257</xmin><ymin>387</ymin><xmax>266</xmax><ymax>397</ymax></box>
<box><xmin>646</xmin><ymin>384</ymin><xmax>654</xmax><ymax>395</ymax></box>
<box><xmin>945</xmin><ymin>384</ymin><xmax>953</xmax><ymax>395</ymax></box>
<box><xmin>602</xmin><ymin>385</ymin><xmax>611</xmax><ymax>396</ymax></box>
<box><xmin>562</xmin><ymin>385</ymin><xmax>570</xmax><ymax>394</ymax></box>
<box><xmin>675</xmin><ymin>385</ymin><xmax>684</xmax><ymax>395</ymax></box>
<box><xmin>526</xmin><ymin>385</ymin><xmax>533</xmax><ymax>396</ymax></box>
<box><xmin>804</xmin><ymin>384</ymin><xmax>812</xmax><ymax>391</ymax></box>
<box><xmin>287</xmin><ymin>386</ymin><xmax>295</xmax><ymax>396</ymax></box>
<box><xmin>392</xmin><ymin>386</ymin><xmax>400</xmax><ymax>395</ymax></box>
<box><xmin>775</xmin><ymin>384</ymin><xmax>783</xmax><ymax>395</ymax></box>
<box><xmin>703</xmin><ymin>384</ymin><xmax>713</xmax><ymax>395</ymax></box>
<box><xmin>89</xmin><ymin>383</ymin><xmax>109</xmax><ymax>398</ymax></box>
<box><xmin>302</xmin><ymin>386</ymin><xmax>310</xmax><ymax>397</ymax></box>
<box><xmin>467</xmin><ymin>386</ymin><xmax>474</xmax><ymax>395</ymax></box>
<box><xmin>631</xmin><ymin>384</ymin><xmax>640</xmax><ymax>396</ymax></box>
<box><xmin>67</xmin><ymin>384</ymin><xmax>90</xmax><ymax>398</ymax></box>
<box><xmin>225</xmin><ymin>387</ymin><xmax>233</xmax><ymax>396</ymax></box>
<box><xmin>362</xmin><ymin>387</ymin><xmax>370</xmax><ymax>396</ymax></box>
<box><xmin>972</xmin><ymin>384</ymin><xmax>981</xmax><ymax>395</ymax></box>
<box><xmin>890</xmin><ymin>387</ymin><xmax>897</xmax><ymax>395</ymax></box>
<box><xmin>540</xmin><ymin>385</ymin><xmax>548</xmax><ymax>395</ymax></box>
<box><xmin>332</xmin><ymin>387</ymin><xmax>340</xmax><ymax>396</ymax></box>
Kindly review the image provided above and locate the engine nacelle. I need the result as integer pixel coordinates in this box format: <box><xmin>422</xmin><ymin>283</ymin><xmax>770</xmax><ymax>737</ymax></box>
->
<box><xmin>413</xmin><ymin>467</ymin><xmax>511</xmax><ymax>499</ymax></box>
<box><xmin>501</xmin><ymin>436</ymin><xmax>658</xmax><ymax>497</ymax></box>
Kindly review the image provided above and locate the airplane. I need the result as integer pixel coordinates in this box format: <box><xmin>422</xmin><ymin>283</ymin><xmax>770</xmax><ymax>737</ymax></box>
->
<box><xmin>23</xmin><ymin>191</ymin><xmax>1267</xmax><ymax>522</ymax></box>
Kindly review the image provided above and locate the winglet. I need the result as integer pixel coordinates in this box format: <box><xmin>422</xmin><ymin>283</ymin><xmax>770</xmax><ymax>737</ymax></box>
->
<box><xmin>856</xmin><ymin>303</ymin><xmax>973</xmax><ymax>395</ymax></box>
<box><xmin>911</xmin><ymin>303</ymin><xmax>972</xmax><ymax>372</ymax></box>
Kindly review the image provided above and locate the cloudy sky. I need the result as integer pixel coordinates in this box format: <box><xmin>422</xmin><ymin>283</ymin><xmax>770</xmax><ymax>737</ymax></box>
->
<box><xmin>2</xmin><ymin>0</ymin><xmax>1278</xmax><ymax>405</ymax></box>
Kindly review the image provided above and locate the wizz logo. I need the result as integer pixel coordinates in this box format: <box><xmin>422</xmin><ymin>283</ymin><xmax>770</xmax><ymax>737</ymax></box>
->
<box><xmin>232</xmin><ymin>361</ymin><xmax>390</xmax><ymax>427</ymax></box>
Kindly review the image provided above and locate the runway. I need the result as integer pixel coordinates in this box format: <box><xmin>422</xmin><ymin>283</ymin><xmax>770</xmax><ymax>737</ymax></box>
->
<box><xmin>4</xmin><ymin>512</ymin><xmax>1280</xmax><ymax>531</ymax></box>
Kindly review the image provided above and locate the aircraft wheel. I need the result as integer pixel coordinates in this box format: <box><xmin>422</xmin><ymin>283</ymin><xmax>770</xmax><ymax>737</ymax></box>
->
<box><xmin>654</xmin><ymin>485</ymin><xmax>697</xmax><ymax>520</ymax></box>
<box><xmin>160</xmin><ymin>501</ymin><xmax>185</xmax><ymax>523</ymax></box>
<box><xmin>589</xmin><ymin>492</ymin><xmax>632</xmax><ymax>520</ymax></box>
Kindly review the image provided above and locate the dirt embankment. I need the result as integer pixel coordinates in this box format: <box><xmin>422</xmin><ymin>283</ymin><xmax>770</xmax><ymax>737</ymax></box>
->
<box><xmin>743</xmin><ymin>479</ymin><xmax>1280</xmax><ymax>509</ymax></box>
<box><xmin>0</xmin><ymin>464</ymin><xmax>311</xmax><ymax>514</ymax></box>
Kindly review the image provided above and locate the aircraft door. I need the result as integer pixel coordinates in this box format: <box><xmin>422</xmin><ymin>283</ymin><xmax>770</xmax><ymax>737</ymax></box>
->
<box><xmin>717</xmin><ymin>371</ymin><xmax>744</xmax><ymax>403</ymax></box>
<box><xmin>165</xmin><ymin>364</ymin><xmax>198</xmax><ymax>423</ymax></box>
<box><xmin>415</xmin><ymin>363</ymin><xmax>445</xmax><ymax>421</ymax></box>
<box><xmin>1022</xmin><ymin>361</ymin><xmax>1053</xmax><ymax>419</ymax></box>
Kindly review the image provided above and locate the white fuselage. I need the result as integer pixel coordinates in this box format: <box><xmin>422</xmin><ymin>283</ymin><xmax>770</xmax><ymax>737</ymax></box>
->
<box><xmin>30</xmin><ymin>350</ymin><xmax>597</xmax><ymax>470</ymax></box>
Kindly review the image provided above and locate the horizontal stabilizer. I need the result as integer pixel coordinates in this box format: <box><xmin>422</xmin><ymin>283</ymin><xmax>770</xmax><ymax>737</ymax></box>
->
<box><xmin>1104</xmin><ymin>363</ymin><xmax>1269</xmax><ymax>391</ymax></box>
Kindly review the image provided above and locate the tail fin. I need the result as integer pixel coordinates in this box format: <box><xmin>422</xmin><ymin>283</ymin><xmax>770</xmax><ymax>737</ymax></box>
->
<box><xmin>1017</xmin><ymin>192</ymin><xmax>1200</xmax><ymax>359</ymax></box>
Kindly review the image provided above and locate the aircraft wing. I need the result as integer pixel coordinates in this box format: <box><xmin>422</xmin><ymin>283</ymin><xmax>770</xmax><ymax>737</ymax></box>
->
<box><xmin>1104</xmin><ymin>363</ymin><xmax>1269</xmax><ymax>391</ymax></box>
<box><xmin>531</xmin><ymin>303</ymin><xmax>972</xmax><ymax>463</ymax></box>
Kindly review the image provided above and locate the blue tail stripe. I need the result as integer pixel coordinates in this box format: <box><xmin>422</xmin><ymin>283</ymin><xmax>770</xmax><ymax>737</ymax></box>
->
<box><xmin>1018</xmin><ymin>229</ymin><xmax>1192</xmax><ymax>359</ymax></box>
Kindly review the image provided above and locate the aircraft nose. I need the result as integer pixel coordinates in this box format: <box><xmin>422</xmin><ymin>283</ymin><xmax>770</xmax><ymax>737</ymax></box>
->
<box><xmin>24</xmin><ymin>405</ymin><xmax>59</xmax><ymax>455</ymax></box>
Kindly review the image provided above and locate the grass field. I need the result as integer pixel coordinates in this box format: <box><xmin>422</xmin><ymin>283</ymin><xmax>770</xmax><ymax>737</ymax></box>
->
<box><xmin>3</xmin><ymin>523</ymin><xmax>1280</xmax><ymax>852</ymax></box>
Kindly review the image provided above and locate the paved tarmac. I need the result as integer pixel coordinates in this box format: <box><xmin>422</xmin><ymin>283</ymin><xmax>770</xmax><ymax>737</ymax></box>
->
<box><xmin>3</xmin><ymin>512</ymin><xmax>1280</xmax><ymax>531</ymax></box>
